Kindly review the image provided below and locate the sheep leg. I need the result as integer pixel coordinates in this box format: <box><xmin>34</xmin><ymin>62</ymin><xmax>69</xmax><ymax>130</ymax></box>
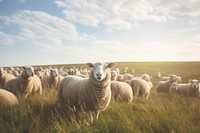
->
<box><xmin>25</xmin><ymin>93</ymin><xmax>30</xmax><ymax>99</ymax></box>
<box><xmin>134</xmin><ymin>87</ymin><xmax>139</xmax><ymax>97</ymax></box>
<box><xmin>145</xmin><ymin>93</ymin><xmax>149</xmax><ymax>99</ymax></box>
<box><xmin>87</xmin><ymin>111</ymin><xmax>94</xmax><ymax>123</ymax></box>
<box><xmin>96</xmin><ymin>110</ymin><xmax>100</xmax><ymax>120</ymax></box>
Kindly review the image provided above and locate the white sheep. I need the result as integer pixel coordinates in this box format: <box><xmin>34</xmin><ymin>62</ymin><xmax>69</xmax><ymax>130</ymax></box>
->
<box><xmin>5</xmin><ymin>66</ymin><xmax>42</xmax><ymax>98</ymax></box>
<box><xmin>0</xmin><ymin>88</ymin><xmax>18</xmax><ymax>106</ymax></box>
<box><xmin>58</xmin><ymin>62</ymin><xmax>115</xmax><ymax>123</ymax></box>
<box><xmin>169</xmin><ymin>82</ymin><xmax>179</xmax><ymax>94</ymax></box>
<box><xmin>157</xmin><ymin>74</ymin><xmax>179</xmax><ymax>93</ymax></box>
<box><xmin>41</xmin><ymin>68</ymin><xmax>64</xmax><ymax>89</ymax></box>
<box><xmin>116</xmin><ymin>75</ymin><xmax>124</xmax><ymax>82</ymax></box>
<box><xmin>111</xmin><ymin>70</ymin><xmax>118</xmax><ymax>81</ymax></box>
<box><xmin>110</xmin><ymin>81</ymin><xmax>133</xmax><ymax>103</ymax></box>
<box><xmin>157</xmin><ymin>72</ymin><xmax>162</xmax><ymax>78</ymax></box>
<box><xmin>0</xmin><ymin>67</ymin><xmax>15</xmax><ymax>88</ymax></box>
<box><xmin>160</xmin><ymin>75</ymin><xmax>182</xmax><ymax>83</ymax></box>
<box><xmin>169</xmin><ymin>80</ymin><xmax>200</xmax><ymax>97</ymax></box>
<box><xmin>127</xmin><ymin>78</ymin><xmax>153</xmax><ymax>99</ymax></box>
<box><xmin>140</xmin><ymin>74</ymin><xmax>151</xmax><ymax>82</ymax></box>
<box><xmin>123</xmin><ymin>73</ymin><xmax>134</xmax><ymax>80</ymax></box>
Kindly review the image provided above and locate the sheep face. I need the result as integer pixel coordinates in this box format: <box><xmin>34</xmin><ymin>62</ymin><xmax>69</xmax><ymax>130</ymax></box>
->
<box><xmin>190</xmin><ymin>80</ymin><xmax>200</xmax><ymax>90</ymax></box>
<box><xmin>111</xmin><ymin>70</ymin><xmax>117</xmax><ymax>77</ymax></box>
<box><xmin>50</xmin><ymin>69</ymin><xmax>58</xmax><ymax>77</ymax></box>
<box><xmin>22</xmin><ymin>66</ymin><xmax>35</xmax><ymax>77</ymax></box>
<box><xmin>86</xmin><ymin>62</ymin><xmax>115</xmax><ymax>81</ymax></box>
<box><xmin>141</xmin><ymin>74</ymin><xmax>150</xmax><ymax>82</ymax></box>
<box><xmin>169</xmin><ymin>74</ymin><xmax>178</xmax><ymax>82</ymax></box>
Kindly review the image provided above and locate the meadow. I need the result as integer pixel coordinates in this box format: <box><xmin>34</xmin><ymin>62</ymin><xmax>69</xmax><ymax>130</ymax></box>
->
<box><xmin>1</xmin><ymin>62</ymin><xmax>200</xmax><ymax>133</ymax></box>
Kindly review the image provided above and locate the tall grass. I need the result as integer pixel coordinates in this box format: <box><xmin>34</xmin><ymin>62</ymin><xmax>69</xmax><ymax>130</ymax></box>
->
<box><xmin>1</xmin><ymin>62</ymin><xmax>200</xmax><ymax>133</ymax></box>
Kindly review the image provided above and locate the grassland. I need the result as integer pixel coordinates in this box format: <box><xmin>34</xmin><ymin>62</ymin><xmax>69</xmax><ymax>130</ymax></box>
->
<box><xmin>1</xmin><ymin>62</ymin><xmax>200</xmax><ymax>133</ymax></box>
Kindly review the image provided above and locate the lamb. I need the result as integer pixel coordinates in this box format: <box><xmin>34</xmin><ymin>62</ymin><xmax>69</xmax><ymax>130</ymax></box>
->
<box><xmin>110</xmin><ymin>81</ymin><xmax>133</xmax><ymax>103</ymax></box>
<box><xmin>0</xmin><ymin>88</ymin><xmax>18</xmax><ymax>106</ymax></box>
<box><xmin>5</xmin><ymin>66</ymin><xmax>42</xmax><ymax>98</ymax></box>
<box><xmin>157</xmin><ymin>74</ymin><xmax>179</xmax><ymax>93</ymax></box>
<box><xmin>127</xmin><ymin>78</ymin><xmax>153</xmax><ymax>99</ymax></box>
<box><xmin>41</xmin><ymin>68</ymin><xmax>64</xmax><ymax>89</ymax></box>
<box><xmin>58</xmin><ymin>62</ymin><xmax>115</xmax><ymax>123</ymax></box>
<box><xmin>169</xmin><ymin>80</ymin><xmax>200</xmax><ymax>97</ymax></box>
<box><xmin>0</xmin><ymin>67</ymin><xmax>15</xmax><ymax>88</ymax></box>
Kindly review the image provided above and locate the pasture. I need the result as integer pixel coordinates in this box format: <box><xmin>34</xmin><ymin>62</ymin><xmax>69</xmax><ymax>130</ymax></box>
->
<box><xmin>1</xmin><ymin>62</ymin><xmax>200</xmax><ymax>133</ymax></box>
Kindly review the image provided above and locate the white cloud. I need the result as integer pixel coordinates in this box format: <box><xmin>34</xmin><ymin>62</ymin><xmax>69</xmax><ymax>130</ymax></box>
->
<box><xmin>0</xmin><ymin>10</ymin><xmax>94</xmax><ymax>52</ymax></box>
<box><xmin>0</xmin><ymin>32</ymin><xmax>15</xmax><ymax>45</ymax></box>
<box><xmin>54</xmin><ymin>0</ymin><xmax>200</xmax><ymax>30</ymax></box>
<box><xmin>157</xmin><ymin>0</ymin><xmax>200</xmax><ymax>17</ymax></box>
<box><xmin>54</xmin><ymin>0</ymin><xmax>167</xmax><ymax>30</ymax></box>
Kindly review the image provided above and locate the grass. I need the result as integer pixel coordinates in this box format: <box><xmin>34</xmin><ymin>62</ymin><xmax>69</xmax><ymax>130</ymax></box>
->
<box><xmin>1</xmin><ymin>62</ymin><xmax>200</xmax><ymax>133</ymax></box>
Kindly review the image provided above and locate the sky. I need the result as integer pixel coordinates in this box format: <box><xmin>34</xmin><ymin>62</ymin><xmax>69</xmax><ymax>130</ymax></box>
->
<box><xmin>0</xmin><ymin>0</ymin><xmax>200</xmax><ymax>67</ymax></box>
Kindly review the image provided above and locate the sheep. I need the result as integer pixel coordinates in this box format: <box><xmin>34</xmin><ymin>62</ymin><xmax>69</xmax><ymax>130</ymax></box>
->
<box><xmin>123</xmin><ymin>73</ymin><xmax>134</xmax><ymax>80</ymax></box>
<box><xmin>58</xmin><ymin>62</ymin><xmax>115</xmax><ymax>123</ymax></box>
<box><xmin>110</xmin><ymin>81</ymin><xmax>133</xmax><ymax>103</ymax></box>
<box><xmin>111</xmin><ymin>70</ymin><xmax>118</xmax><ymax>81</ymax></box>
<box><xmin>127</xmin><ymin>78</ymin><xmax>153</xmax><ymax>99</ymax></box>
<box><xmin>35</xmin><ymin>70</ymin><xmax>44</xmax><ymax>79</ymax></box>
<box><xmin>0</xmin><ymin>88</ymin><xmax>18</xmax><ymax>106</ymax></box>
<box><xmin>115</xmin><ymin>75</ymin><xmax>124</xmax><ymax>82</ymax></box>
<box><xmin>169</xmin><ymin>80</ymin><xmax>200</xmax><ymax>97</ymax></box>
<box><xmin>156</xmin><ymin>72</ymin><xmax>162</xmax><ymax>78</ymax></box>
<box><xmin>169</xmin><ymin>82</ymin><xmax>179</xmax><ymax>95</ymax></box>
<box><xmin>140</xmin><ymin>74</ymin><xmax>151</xmax><ymax>82</ymax></box>
<box><xmin>112</xmin><ymin>68</ymin><xmax>120</xmax><ymax>75</ymax></box>
<box><xmin>68</xmin><ymin>67</ymin><xmax>77</xmax><ymax>75</ymax></box>
<box><xmin>157</xmin><ymin>74</ymin><xmax>179</xmax><ymax>93</ymax></box>
<box><xmin>0</xmin><ymin>67</ymin><xmax>15</xmax><ymax>88</ymax></box>
<box><xmin>5</xmin><ymin>66</ymin><xmax>42</xmax><ymax>98</ymax></box>
<box><xmin>41</xmin><ymin>68</ymin><xmax>64</xmax><ymax>89</ymax></box>
<box><xmin>160</xmin><ymin>76</ymin><xmax>182</xmax><ymax>83</ymax></box>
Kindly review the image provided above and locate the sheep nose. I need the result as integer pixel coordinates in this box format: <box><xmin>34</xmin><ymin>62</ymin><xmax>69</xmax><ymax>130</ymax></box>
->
<box><xmin>96</xmin><ymin>73</ymin><xmax>102</xmax><ymax>77</ymax></box>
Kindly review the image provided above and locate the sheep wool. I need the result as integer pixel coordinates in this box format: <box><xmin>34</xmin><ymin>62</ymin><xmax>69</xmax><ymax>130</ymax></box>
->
<box><xmin>0</xmin><ymin>73</ymin><xmax>15</xmax><ymax>89</ymax></box>
<box><xmin>58</xmin><ymin>62</ymin><xmax>115</xmax><ymax>123</ymax></box>
<box><xmin>128</xmin><ymin>78</ymin><xmax>153</xmax><ymax>99</ymax></box>
<box><xmin>5</xmin><ymin>66</ymin><xmax>42</xmax><ymax>98</ymax></box>
<box><xmin>170</xmin><ymin>80</ymin><xmax>200</xmax><ymax>97</ymax></box>
<box><xmin>157</xmin><ymin>74</ymin><xmax>179</xmax><ymax>93</ymax></box>
<box><xmin>41</xmin><ymin>68</ymin><xmax>64</xmax><ymax>89</ymax></box>
<box><xmin>0</xmin><ymin>89</ymin><xmax>18</xmax><ymax>106</ymax></box>
<box><xmin>111</xmin><ymin>81</ymin><xmax>133</xmax><ymax>103</ymax></box>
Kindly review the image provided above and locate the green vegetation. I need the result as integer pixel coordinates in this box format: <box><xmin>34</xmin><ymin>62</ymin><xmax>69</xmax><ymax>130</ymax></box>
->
<box><xmin>1</xmin><ymin>62</ymin><xmax>200</xmax><ymax>133</ymax></box>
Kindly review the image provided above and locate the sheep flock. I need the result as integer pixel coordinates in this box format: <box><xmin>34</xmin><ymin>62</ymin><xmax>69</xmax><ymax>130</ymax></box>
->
<box><xmin>0</xmin><ymin>62</ymin><xmax>199</xmax><ymax>123</ymax></box>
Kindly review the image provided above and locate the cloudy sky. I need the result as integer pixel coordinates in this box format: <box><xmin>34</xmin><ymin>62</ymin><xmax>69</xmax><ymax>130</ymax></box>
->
<box><xmin>0</xmin><ymin>0</ymin><xmax>200</xmax><ymax>66</ymax></box>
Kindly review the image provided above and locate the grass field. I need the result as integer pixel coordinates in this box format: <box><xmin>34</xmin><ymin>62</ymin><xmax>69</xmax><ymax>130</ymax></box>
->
<box><xmin>1</xmin><ymin>62</ymin><xmax>200</xmax><ymax>133</ymax></box>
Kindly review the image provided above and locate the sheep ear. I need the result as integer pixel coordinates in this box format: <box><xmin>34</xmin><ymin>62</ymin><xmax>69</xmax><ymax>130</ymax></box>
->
<box><xmin>106</xmin><ymin>63</ymin><xmax>115</xmax><ymax>68</ymax></box>
<box><xmin>86</xmin><ymin>63</ymin><xmax>94</xmax><ymax>68</ymax></box>
<box><xmin>188</xmin><ymin>79</ymin><xmax>192</xmax><ymax>83</ymax></box>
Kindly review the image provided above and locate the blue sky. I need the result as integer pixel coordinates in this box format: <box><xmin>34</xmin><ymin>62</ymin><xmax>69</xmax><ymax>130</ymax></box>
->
<box><xmin>1</xmin><ymin>0</ymin><xmax>200</xmax><ymax>67</ymax></box>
